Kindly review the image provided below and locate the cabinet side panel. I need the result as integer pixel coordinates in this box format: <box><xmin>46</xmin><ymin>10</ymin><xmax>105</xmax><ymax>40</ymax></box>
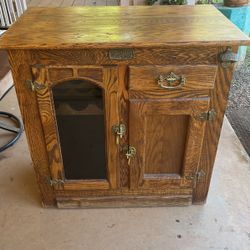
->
<box><xmin>8</xmin><ymin>50</ymin><xmax>55</xmax><ymax>207</ymax></box>
<box><xmin>193</xmin><ymin>47</ymin><xmax>237</xmax><ymax>204</ymax></box>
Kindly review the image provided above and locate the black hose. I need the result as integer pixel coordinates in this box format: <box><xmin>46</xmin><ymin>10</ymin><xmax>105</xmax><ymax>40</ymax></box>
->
<box><xmin>0</xmin><ymin>85</ymin><xmax>14</xmax><ymax>101</ymax></box>
<box><xmin>0</xmin><ymin>46</ymin><xmax>23</xmax><ymax>152</ymax></box>
<box><xmin>0</xmin><ymin>111</ymin><xmax>23</xmax><ymax>153</ymax></box>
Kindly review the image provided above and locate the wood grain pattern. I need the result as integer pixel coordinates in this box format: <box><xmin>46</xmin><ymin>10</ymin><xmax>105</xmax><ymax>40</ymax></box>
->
<box><xmin>63</xmin><ymin>180</ymin><xmax>110</xmax><ymax>190</ymax></box>
<box><xmin>192</xmin><ymin>47</ymin><xmax>238</xmax><ymax>204</ymax></box>
<box><xmin>128</xmin><ymin>90</ymin><xmax>210</xmax><ymax>100</ymax></box>
<box><xmin>117</xmin><ymin>65</ymin><xmax>129</xmax><ymax>187</ymax></box>
<box><xmin>144</xmin><ymin>115</ymin><xmax>189</xmax><ymax>175</ymax></box>
<box><xmin>56</xmin><ymin>195</ymin><xmax>192</xmax><ymax>208</ymax></box>
<box><xmin>129</xmin><ymin>65</ymin><xmax>217</xmax><ymax>91</ymax></box>
<box><xmin>103</xmin><ymin>66</ymin><xmax>120</xmax><ymax>189</ymax></box>
<box><xmin>29</xmin><ymin>47</ymin><xmax>219</xmax><ymax>66</ymax></box>
<box><xmin>8</xmin><ymin>50</ymin><xmax>56</xmax><ymax>206</ymax></box>
<box><xmin>47</xmin><ymin>65</ymin><xmax>103</xmax><ymax>86</ymax></box>
<box><xmin>33</xmin><ymin>66</ymin><xmax>65</xmax><ymax>189</ymax></box>
<box><xmin>0</xmin><ymin>6</ymin><xmax>249</xmax><ymax>49</ymax></box>
<box><xmin>55</xmin><ymin>187</ymin><xmax>193</xmax><ymax>197</ymax></box>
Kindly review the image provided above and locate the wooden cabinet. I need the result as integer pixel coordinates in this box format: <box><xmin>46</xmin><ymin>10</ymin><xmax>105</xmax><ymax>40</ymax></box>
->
<box><xmin>0</xmin><ymin>6</ymin><xmax>249</xmax><ymax>208</ymax></box>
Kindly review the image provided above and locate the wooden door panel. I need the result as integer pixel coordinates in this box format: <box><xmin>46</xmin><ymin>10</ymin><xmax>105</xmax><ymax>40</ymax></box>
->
<box><xmin>144</xmin><ymin>114</ymin><xmax>189</xmax><ymax>175</ymax></box>
<box><xmin>32</xmin><ymin>65</ymin><xmax>119</xmax><ymax>191</ymax></box>
<box><xmin>129</xmin><ymin>98</ymin><xmax>210</xmax><ymax>190</ymax></box>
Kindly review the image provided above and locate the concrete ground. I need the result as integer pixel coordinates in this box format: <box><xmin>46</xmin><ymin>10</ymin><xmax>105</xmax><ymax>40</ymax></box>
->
<box><xmin>0</xmin><ymin>89</ymin><xmax>250</xmax><ymax>250</ymax></box>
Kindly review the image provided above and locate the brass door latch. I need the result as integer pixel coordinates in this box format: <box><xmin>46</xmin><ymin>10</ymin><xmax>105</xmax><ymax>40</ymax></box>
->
<box><xmin>123</xmin><ymin>145</ymin><xmax>136</xmax><ymax>165</ymax></box>
<box><xmin>195</xmin><ymin>109</ymin><xmax>216</xmax><ymax>121</ymax></box>
<box><xmin>46</xmin><ymin>177</ymin><xmax>65</xmax><ymax>187</ymax></box>
<box><xmin>112</xmin><ymin>123</ymin><xmax>126</xmax><ymax>145</ymax></box>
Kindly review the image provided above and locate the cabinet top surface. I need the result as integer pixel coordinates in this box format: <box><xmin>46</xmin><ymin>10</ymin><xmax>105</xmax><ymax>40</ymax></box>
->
<box><xmin>0</xmin><ymin>5</ymin><xmax>249</xmax><ymax>49</ymax></box>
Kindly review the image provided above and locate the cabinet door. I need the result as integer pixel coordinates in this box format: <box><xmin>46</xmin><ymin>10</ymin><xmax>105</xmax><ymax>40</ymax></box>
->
<box><xmin>32</xmin><ymin>65</ymin><xmax>119</xmax><ymax>191</ymax></box>
<box><xmin>129</xmin><ymin>98</ymin><xmax>210</xmax><ymax>190</ymax></box>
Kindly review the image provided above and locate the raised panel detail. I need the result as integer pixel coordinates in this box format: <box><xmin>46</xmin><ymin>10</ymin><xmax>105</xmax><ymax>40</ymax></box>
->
<box><xmin>129</xmin><ymin>97</ymin><xmax>210</xmax><ymax>190</ymax></box>
<box><xmin>145</xmin><ymin>115</ymin><xmax>189</xmax><ymax>176</ymax></box>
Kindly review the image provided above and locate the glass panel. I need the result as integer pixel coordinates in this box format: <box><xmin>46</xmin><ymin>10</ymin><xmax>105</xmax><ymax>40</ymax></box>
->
<box><xmin>52</xmin><ymin>80</ymin><xmax>106</xmax><ymax>180</ymax></box>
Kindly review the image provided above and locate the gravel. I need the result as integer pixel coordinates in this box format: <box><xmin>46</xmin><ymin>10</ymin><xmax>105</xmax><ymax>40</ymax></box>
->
<box><xmin>226</xmin><ymin>49</ymin><xmax>250</xmax><ymax>156</ymax></box>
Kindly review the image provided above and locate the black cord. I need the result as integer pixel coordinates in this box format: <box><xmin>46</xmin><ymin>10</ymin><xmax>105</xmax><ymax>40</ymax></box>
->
<box><xmin>0</xmin><ymin>85</ymin><xmax>14</xmax><ymax>101</ymax></box>
<box><xmin>0</xmin><ymin>87</ymin><xmax>23</xmax><ymax>153</ymax></box>
<box><xmin>0</xmin><ymin>111</ymin><xmax>23</xmax><ymax>153</ymax></box>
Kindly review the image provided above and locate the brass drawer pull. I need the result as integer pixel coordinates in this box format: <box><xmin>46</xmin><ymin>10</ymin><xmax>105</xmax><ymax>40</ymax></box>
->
<box><xmin>157</xmin><ymin>72</ymin><xmax>185</xmax><ymax>90</ymax></box>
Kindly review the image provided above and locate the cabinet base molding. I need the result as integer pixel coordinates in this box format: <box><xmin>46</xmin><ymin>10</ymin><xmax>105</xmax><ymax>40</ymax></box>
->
<box><xmin>56</xmin><ymin>195</ymin><xmax>192</xmax><ymax>208</ymax></box>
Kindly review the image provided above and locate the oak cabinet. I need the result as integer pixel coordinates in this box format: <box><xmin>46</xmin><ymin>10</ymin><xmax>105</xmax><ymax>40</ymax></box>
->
<box><xmin>30</xmin><ymin>62</ymin><xmax>214</xmax><ymax>206</ymax></box>
<box><xmin>1</xmin><ymin>6</ymin><xmax>249</xmax><ymax>208</ymax></box>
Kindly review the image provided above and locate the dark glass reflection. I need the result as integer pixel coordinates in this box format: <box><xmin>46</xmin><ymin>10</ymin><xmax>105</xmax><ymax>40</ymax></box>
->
<box><xmin>52</xmin><ymin>80</ymin><xmax>106</xmax><ymax>180</ymax></box>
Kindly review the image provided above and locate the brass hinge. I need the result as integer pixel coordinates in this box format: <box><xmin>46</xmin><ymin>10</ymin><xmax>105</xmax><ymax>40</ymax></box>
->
<box><xmin>220</xmin><ymin>47</ymin><xmax>239</xmax><ymax>68</ymax></box>
<box><xmin>186</xmin><ymin>170</ymin><xmax>206</xmax><ymax>187</ymax></box>
<box><xmin>26</xmin><ymin>80</ymin><xmax>47</xmax><ymax>92</ymax></box>
<box><xmin>123</xmin><ymin>145</ymin><xmax>136</xmax><ymax>165</ymax></box>
<box><xmin>195</xmin><ymin>109</ymin><xmax>216</xmax><ymax>121</ymax></box>
<box><xmin>112</xmin><ymin>123</ymin><xmax>126</xmax><ymax>145</ymax></box>
<box><xmin>46</xmin><ymin>177</ymin><xmax>65</xmax><ymax>187</ymax></box>
<box><xmin>186</xmin><ymin>170</ymin><xmax>205</xmax><ymax>181</ymax></box>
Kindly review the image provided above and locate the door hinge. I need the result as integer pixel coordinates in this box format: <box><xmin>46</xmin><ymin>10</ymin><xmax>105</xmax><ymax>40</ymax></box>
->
<box><xmin>46</xmin><ymin>177</ymin><xmax>65</xmax><ymax>187</ymax></box>
<box><xmin>220</xmin><ymin>47</ymin><xmax>239</xmax><ymax>68</ymax></box>
<box><xmin>195</xmin><ymin>109</ymin><xmax>216</xmax><ymax>121</ymax></box>
<box><xmin>26</xmin><ymin>80</ymin><xmax>47</xmax><ymax>92</ymax></box>
<box><xmin>123</xmin><ymin>145</ymin><xmax>136</xmax><ymax>165</ymax></box>
<box><xmin>186</xmin><ymin>170</ymin><xmax>205</xmax><ymax>181</ymax></box>
<box><xmin>112</xmin><ymin>123</ymin><xmax>126</xmax><ymax>145</ymax></box>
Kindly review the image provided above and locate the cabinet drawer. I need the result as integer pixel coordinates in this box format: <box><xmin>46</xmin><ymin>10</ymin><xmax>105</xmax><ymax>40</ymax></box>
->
<box><xmin>129</xmin><ymin>65</ymin><xmax>217</xmax><ymax>93</ymax></box>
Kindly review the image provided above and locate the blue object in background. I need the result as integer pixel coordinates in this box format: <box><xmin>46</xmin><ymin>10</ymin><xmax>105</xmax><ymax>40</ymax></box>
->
<box><xmin>217</xmin><ymin>4</ymin><xmax>250</xmax><ymax>62</ymax></box>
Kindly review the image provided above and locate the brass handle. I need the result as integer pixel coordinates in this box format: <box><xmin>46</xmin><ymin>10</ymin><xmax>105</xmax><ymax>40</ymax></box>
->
<box><xmin>112</xmin><ymin>124</ymin><xmax>126</xmax><ymax>145</ymax></box>
<box><xmin>123</xmin><ymin>145</ymin><xmax>136</xmax><ymax>165</ymax></box>
<box><xmin>157</xmin><ymin>72</ymin><xmax>185</xmax><ymax>90</ymax></box>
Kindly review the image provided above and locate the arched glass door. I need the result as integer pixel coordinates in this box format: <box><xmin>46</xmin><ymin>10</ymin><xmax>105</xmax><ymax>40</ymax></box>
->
<box><xmin>33</xmin><ymin>65</ymin><xmax>119</xmax><ymax>190</ymax></box>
